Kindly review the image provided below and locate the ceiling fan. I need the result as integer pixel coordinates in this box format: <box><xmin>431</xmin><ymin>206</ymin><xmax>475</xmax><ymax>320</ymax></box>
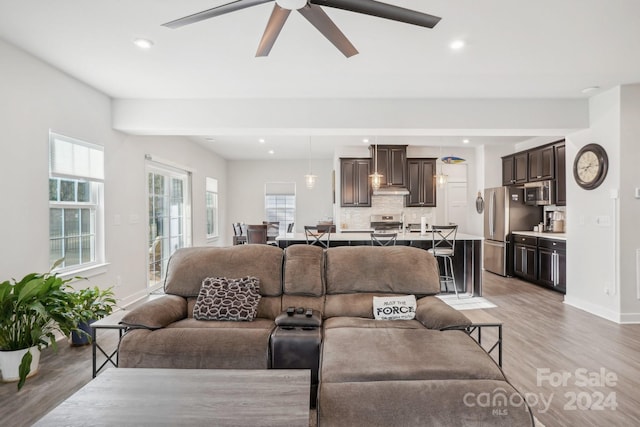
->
<box><xmin>162</xmin><ymin>0</ymin><xmax>441</xmax><ymax>58</ymax></box>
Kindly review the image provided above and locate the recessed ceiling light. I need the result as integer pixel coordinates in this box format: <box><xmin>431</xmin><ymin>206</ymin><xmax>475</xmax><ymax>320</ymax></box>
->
<box><xmin>133</xmin><ymin>38</ymin><xmax>154</xmax><ymax>49</ymax></box>
<box><xmin>362</xmin><ymin>138</ymin><xmax>369</xmax><ymax>144</ymax></box>
<box><xmin>581</xmin><ymin>86</ymin><xmax>600</xmax><ymax>94</ymax></box>
<box><xmin>450</xmin><ymin>40</ymin><xmax>465</xmax><ymax>50</ymax></box>
<box><xmin>205</xmin><ymin>137</ymin><xmax>215</xmax><ymax>142</ymax></box>
<box><xmin>268</xmin><ymin>150</ymin><xmax>275</xmax><ymax>155</ymax></box>
<box><xmin>259</xmin><ymin>138</ymin><xmax>266</xmax><ymax>144</ymax></box>
<box><xmin>462</xmin><ymin>139</ymin><xmax>470</xmax><ymax>144</ymax></box>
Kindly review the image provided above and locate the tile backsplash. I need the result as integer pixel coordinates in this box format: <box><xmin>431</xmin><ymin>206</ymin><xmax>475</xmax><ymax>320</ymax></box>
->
<box><xmin>340</xmin><ymin>195</ymin><xmax>436</xmax><ymax>230</ymax></box>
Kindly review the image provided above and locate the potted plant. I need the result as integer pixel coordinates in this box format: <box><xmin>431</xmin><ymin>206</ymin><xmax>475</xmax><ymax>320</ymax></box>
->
<box><xmin>0</xmin><ymin>265</ymin><xmax>78</xmax><ymax>389</ymax></box>
<box><xmin>70</xmin><ymin>286</ymin><xmax>116</xmax><ymax>346</ymax></box>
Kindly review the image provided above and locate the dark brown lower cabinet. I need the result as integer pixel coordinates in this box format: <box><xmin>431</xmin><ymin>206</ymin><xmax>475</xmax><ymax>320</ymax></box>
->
<box><xmin>514</xmin><ymin>242</ymin><xmax>537</xmax><ymax>282</ymax></box>
<box><xmin>513</xmin><ymin>234</ymin><xmax>566</xmax><ymax>293</ymax></box>
<box><xmin>537</xmin><ymin>239</ymin><xmax>566</xmax><ymax>292</ymax></box>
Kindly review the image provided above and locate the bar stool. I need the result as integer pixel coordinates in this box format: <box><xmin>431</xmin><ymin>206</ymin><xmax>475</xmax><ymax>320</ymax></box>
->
<box><xmin>428</xmin><ymin>225</ymin><xmax>459</xmax><ymax>298</ymax></box>
<box><xmin>370</xmin><ymin>232</ymin><xmax>397</xmax><ymax>246</ymax></box>
<box><xmin>304</xmin><ymin>225</ymin><xmax>331</xmax><ymax>248</ymax></box>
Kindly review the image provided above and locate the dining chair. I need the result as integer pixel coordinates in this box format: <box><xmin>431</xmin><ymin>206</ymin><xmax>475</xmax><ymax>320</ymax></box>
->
<box><xmin>370</xmin><ymin>232</ymin><xmax>397</xmax><ymax>246</ymax></box>
<box><xmin>428</xmin><ymin>225</ymin><xmax>459</xmax><ymax>298</ymax></box>
<box><xmin>246</xmin><ymin>224</ymin><xmax>268</xmax><ymax>244</ymax></box>
<box><xmin>304</xmin><ymin>225</ymin><xmax>331</xmax><ymax>248</ymax></box>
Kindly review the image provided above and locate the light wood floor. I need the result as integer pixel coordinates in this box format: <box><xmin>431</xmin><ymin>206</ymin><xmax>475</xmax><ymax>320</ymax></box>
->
<box><xmin>1</xmin><ymin>273</ymin><xmax>639</xmax><ymax>426</ymax></box>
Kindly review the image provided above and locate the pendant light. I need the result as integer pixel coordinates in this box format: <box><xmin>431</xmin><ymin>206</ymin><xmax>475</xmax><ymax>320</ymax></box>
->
<box><xmin>304</xmin><ymin>137</ymin><xmax>317</xmax><ymax>189</ymax></box>
<box><xmin>370</xmin><ymin>140</ymin><xmax>383</xmax><ymax>190</ymax></box>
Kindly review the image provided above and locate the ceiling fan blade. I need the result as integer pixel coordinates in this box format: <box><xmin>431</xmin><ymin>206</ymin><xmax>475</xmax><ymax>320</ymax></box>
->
<box><xmin>311</xmin><ymin>0</ymin><xmax>441</xmax><ymax>28</ymax></box>
<box><xmin>163</xmin><ymin>0</ymin><xmax>274</xmax><ymax>29</ymax></box>
<box><xmin>298</xmin><ymin>4</ymin><xmax>358</xmax><ymax>58</ymax></box>
<box><xmin>256</xmin><ymin>4</ymin><xmax>291</xmax><ymax>57</ymax></box>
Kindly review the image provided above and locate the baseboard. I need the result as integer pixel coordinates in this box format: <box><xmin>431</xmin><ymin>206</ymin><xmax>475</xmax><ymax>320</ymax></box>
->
<box><xmin>563</xmin><ymin>296</ymin><xmax>621</xmax><ymax>323</ymax></box>
<box><xmin>618</xmin><ymin>312</ymin><xmax>640</xmax><ymax>324</ymax></box>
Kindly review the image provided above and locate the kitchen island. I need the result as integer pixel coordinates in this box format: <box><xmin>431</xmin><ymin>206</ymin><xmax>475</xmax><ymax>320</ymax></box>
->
<box><xmin>277</xmin><ymin>232</ymin><xmax>484</xmax><ymax>296</ymax></box>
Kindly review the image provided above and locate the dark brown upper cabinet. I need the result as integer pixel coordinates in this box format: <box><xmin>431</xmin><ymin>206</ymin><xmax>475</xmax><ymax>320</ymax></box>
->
<box><xmin>555</xmin><ymin>143</ymin><xmax>566</xmax><ymax>206</ymax></box>
<box><xmin>528</xmin><ymin>145</ymin><xmax>555</xmax><ymax>182</ymax></box>
<box><xmin>405</xmin><ymin>158</ymin><xmax>436</xmax><ymax>207</ymax></box>
<box><xmin>502</xmin><ymin>152</ymin><xmax>528</xmax><ymax>185</ymax></box>
<box><xmin>340</xmin><ymin>158</ymin><xmax>372</xmax><ymax>207</ymax></box>
<box><xmin>369</xmin><ymin>145</ymin><xmax>407</xmax><ymax>187</ymax></box>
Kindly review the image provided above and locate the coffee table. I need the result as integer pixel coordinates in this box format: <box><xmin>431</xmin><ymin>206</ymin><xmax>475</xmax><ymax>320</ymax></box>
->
<box><xmin>34</xmin><ymin>368</ymin><xmax>310</xmax><ymax>426</ymax></box>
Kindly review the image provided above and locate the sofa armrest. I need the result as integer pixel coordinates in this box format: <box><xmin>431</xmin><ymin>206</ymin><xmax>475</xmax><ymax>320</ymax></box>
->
<box><xmin>415</xmin><ymin>296</ymin><xmax>472</xmax><ymax>330</ymax></box>
<box><xmin>120</xmin><ymin>295</ymin><xmax>188</xmax><ymax>330</ymax></box>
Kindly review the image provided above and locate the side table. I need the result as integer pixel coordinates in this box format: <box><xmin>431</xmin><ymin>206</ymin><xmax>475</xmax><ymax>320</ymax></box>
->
<box><xmin>90</xmin><ymin>310</ymin><xmax>128</xmax><ymax>377</ymax></box>
<box><xmin>443</xmin><ymin>309</ymin><xmax>503</xmax><ymax>367</ymax></box>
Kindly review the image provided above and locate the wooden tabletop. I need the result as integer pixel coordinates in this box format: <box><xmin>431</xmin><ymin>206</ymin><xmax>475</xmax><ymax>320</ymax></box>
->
<box><xmin>34</xmin><ymin>368</ymin><xmax>310</xmax><ymax>427</ymax></box>
<box><xmin>461</xmin><ymin>309</ymin><xmax>503</xmax><ymax>325</ymax></box>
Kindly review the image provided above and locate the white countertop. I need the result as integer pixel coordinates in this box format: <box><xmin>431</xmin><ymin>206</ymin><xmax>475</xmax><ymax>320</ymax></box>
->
<box><xmin>277</xmin><ymin>231</ymin><xmax>484</xmax><ymax>241</ymax></box>
<box><xmin>512</xmin><ymin>231</ymin><xmax>567</xmax><ymax>241</ymax></box>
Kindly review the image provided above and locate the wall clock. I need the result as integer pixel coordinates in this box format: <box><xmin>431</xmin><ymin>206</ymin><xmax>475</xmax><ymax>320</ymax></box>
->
<box><xmin>573</xmin><ymin>143</ymin><xmax>608</xmax><ymax>190</ymax></box>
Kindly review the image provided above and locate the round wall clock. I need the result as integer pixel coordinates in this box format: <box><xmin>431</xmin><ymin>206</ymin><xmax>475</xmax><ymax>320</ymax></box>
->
<box><xmin>573</xmin><ymin>143</ymin><xmax>608</xmax><ymax>190</ymax></box>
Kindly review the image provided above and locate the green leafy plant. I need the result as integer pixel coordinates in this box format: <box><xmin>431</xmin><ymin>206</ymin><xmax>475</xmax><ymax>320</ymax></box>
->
<box><xmin>0</xmin><ymin>263</ymin><xmax>78</xmax><ymax>389</ymax></box>
<box><xmin>71</xmin><ymin>286</ymin><xmax>116</xmax><ymax>342</ymax></box>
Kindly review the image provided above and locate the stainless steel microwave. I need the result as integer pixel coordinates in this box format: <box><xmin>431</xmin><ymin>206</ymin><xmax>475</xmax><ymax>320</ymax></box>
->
<box><xmin>524</xmin><ymin>180</ymin><xmax>554</xmax><ymax>205</ymax></box>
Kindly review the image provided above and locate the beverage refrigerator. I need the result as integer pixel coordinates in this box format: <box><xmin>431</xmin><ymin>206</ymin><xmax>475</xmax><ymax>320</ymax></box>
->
<box><xmin>483</xmin><ymin>186</ymin><xmax>541</xmax><ymax>276</ymax></box>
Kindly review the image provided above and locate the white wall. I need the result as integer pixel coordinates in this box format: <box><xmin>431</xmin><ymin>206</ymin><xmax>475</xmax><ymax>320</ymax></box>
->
<box><xmin>0</xmin><ymin>39</ymin><xmax>227</xmax><ymax>306</ymax></box>
<box><xmin>564</xmin><ymin>87</ymin><xmax>622</xmax><ymax>321</ymax></box>
<box><xmin>226</xmin><ymin>159</ymin><xmax>334</xmax><ymax>240</ymax></box>
<box><xmin>619</xmin><ymin>84</ymin><xmax>640</xmax><ymax>320</ymax></box>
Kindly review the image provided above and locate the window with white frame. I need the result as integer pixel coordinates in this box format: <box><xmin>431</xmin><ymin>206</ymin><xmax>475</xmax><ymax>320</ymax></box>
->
<box><xmin>49</xmin><ymin>132</ymin><xmax>104</xmax><ymax>272</ymax></box>
<box><xmin>206</xmin><ymin>177</ymin><xmax>219</xmax><ymax>239</ymax></box>
<box><xmin>265</xmin><ymin>182</ymin><xmax>295</xmax><ymax>234</ymax></box>
<box><xmin>147</xmin><ymin>160</ymin><xmax>192</xmax><ymax>287</ymax></box>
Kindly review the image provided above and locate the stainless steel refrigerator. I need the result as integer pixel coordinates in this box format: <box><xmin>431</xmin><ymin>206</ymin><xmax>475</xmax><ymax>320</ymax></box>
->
<box><xmin>484</xmin><ymin>186</ymin><xmax>541</xmax><ymax>276</ymax></box>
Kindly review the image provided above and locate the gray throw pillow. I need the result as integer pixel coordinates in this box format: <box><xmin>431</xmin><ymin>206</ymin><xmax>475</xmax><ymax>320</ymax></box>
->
<box><xmin>193</xmin><ymin>276</ymin><xmax>261</xmax><ymax>321</ymax></box>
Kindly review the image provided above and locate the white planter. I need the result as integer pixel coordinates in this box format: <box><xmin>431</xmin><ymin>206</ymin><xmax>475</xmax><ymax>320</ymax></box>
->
<box><xmin>0</xmin><ymin>347</ymin><xmax>41</xmax><ymax>382</ymax></box>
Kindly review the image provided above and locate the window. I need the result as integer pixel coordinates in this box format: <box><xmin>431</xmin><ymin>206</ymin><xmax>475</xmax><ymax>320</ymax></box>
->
<box><xmin>147</xmin><ymin>160</ymin><xmax>192</xmax><ymax>287</ymax></box>
<box><xmin>265</xmin><ymin>182</ymin><xmax>295</xmax><ymax>234</ymax></box>
<box><xmin>49</xmin><ymin>132</ymin><xmax>104</xmax><ymax>272</ymax></box>
<box><xmin>206</xmin><ymin>177</ymin><xmax>219</xmax><ymax>239</ymax></box>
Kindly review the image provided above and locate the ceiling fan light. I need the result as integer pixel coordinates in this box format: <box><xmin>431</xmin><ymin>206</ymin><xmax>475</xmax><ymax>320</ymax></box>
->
<box><xmin>276</xmin><ymin>0</ymin><xmax>307</xmax><ymax>10</ymax></box>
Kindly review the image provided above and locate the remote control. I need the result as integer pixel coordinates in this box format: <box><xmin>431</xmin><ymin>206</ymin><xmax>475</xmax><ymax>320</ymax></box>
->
<box><xmin>286</xmin><ymin>307</ymin><xmax>295</xmax><ymax>316</ymax></box>
<box><xmin>305</xmin><ymin>308</ymin><xmax>313</xmax><ymax>317</ymax></box>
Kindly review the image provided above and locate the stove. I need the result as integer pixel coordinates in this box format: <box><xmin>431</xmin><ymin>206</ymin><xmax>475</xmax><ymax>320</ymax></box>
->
<box><xmin>370</xmin><ymin>214</ymin><xmax>404</xmax><ymax>233</ymax></box>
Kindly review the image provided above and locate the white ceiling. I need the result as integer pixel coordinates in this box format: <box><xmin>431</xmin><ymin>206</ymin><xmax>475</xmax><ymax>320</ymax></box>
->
<box><xmin>2</xmin><ymin>0</ymin><xmax>639</xmax><ymax>159</ymax></box>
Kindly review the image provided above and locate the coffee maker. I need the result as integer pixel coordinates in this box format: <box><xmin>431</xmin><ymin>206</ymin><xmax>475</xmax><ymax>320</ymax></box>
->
<box><xmin>544</xmin><ymin>207</ymin><xmax>566</xmax><ymax>233</ymax></box>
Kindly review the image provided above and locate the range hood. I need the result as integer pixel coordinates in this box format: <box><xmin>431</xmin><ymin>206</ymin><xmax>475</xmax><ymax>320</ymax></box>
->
<box><xmin>373</xmin><ymin>186</ymin><xmax>410</xmax><ymax>196</ymax></box>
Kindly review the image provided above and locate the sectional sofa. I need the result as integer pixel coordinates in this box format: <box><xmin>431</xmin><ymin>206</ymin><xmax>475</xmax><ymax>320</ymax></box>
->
<box><xmin>119</xmin><ymin>244</ymin><xmax>534</xmax><ymax>426</ymax></box>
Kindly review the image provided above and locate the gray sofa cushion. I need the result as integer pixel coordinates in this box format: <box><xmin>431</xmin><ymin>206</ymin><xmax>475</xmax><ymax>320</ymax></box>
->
<box><xmin>325</xmin><ymin>246</ymin><xmax>440</xmax><ymax>295</ymax></box>
<box><xmin>119</xmin><ymin>321</ymin><xmax>275</xmax><ymax>369</ymax></box>
<box><xmin>164</xmin><ymin>245</ymin><xmax>283</xmax><ymax>297</ymax></box>
<box><xmin>319</xmin><ymin>380</ymin><xmax>535</xmax><ymax>427</ymax></box>
<box><xmin>324</xmin><ymin>316</ymin><xmax>424</xmax><ymax>330</ymax></box>
<box><xmin>283</xmin><ymin>244</ymin><xmax>325</xmax><ymax>296</ymax></box>
<box><xmin>321</xmin><ymin>327</ymin><xmax>504</xmax><ymax>384</ymax></box>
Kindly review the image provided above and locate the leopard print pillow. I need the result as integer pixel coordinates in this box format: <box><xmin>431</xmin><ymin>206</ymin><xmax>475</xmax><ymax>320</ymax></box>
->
<box><xmin>193</xmin><ymin>276</ymin><xmax>261</xmax><ymax>321</ymax></box>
